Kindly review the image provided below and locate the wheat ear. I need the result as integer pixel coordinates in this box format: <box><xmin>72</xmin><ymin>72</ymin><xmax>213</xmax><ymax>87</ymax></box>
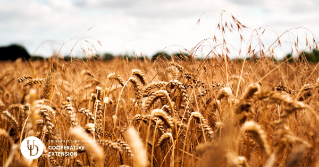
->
<box><xmin>182</xmin><ymin>111</ymin><xmax>213</xmax><ymax>164</ymax></box>
<box><xmin>128</xmin><ymin>77</ymin><xmax>142</xmax><ymax>109</ymax></box>
<box><xmin>191</xmin><ymin>112</ymin><xmax>213</xmax><ymax>140</ymax></box>
<box><xmin>18</xmin><ymin>75</ymin><xmax>32</xmax><ymax>83</ymax></box>
<box><xmin>236</xmin><ymin>121</ymin><xmax>271</xmax><ymax>157</ymax></box>
<box><xmin>151</xmin><ymin>109</ymin><xmax>174</xmax><ymax>128</ymax></box>
<box><xmin>132</xmin><ymin>114</ymin><xmax>167</xmax><ymax>134</ymax></box>
<box><xmin>169</xmin><ymin>62</ymin><xmax>185</xmax><ymax>73</ymax></box>
<box><xmin>69</xmin><ymin>127</ymin><xmax>104</xmax><ymax>162</ymax></box>
<box><xmin>107</xmin><ymin>73</ymin><xmax>125</xmax><ymax>86</ymax></box>
<box><xmin>142</xmin><ymin>81</ymin><xmax>168</xmax><ymax>97</ymax></box>
<box><xmin>0</xmin><ymin>128</ymin><xmax>14</xmax><ymax>144</ymax></box>
<box><xmin>156</xmin><ymin>132</ymin><xmax>173</xmax><ymax>147</ymax></box>
<box><xmin>124</xmin><ymin>127</ymin><xmax>149</xmax><ymax>167</ymax></box>
<box><xmin>41</xmin><ymin>70</ymin><xmax>54</xmax><ymax>100</ymax></box>
<box><xmin>234</xmin><ymin>83</ymin><xmax>260</xmax><ymax>124</ymax></box>
<box><xmin>62</xmin><ymin>97</ymin><xmax>79</xmax><ymax>127</ymax></box>
<box><xmin>78</xmin><ymin>108</ymin><xmax>95</xmax><ymax>120</ymax></box>
<box><xmin>295</xmin><ymin>83</ymin><xmax>314</xmax><ymax>101</ymax></box>
<box><xmin>132</xmin><ymin>69</ymin><xmax>147</xmax><ymax>85</ymax></box>
<box><xmin>216</xmin><ymin>87</ymin><xmax>233</xmax><ymax>100</ymax></box>
<box><xmin>40</xmin><ymin>105</ymin><xmax>56</xmax><ymax>136</ymax></box>
<box><xmin>1</xmin><ymin>111</ymin><xmax>19</xmax><ymax>130</ymax></box>
<box><xmin>23</xmin><ymin>78</ymin><xmax>45</xmax><ymax>87</ymax></box>
<box><xmin>115</xmin><ymin>139</ymin><xmax>134</xmax><ymax>157</ymax></box>
<box><xmin>7</xmin><ymin>104</ymin><xmax>23</xmax><ymax>112</ymax></box>
<box><xmin>169</xmin><ymin>79</ymin><xmax>189</xmax><ymax>109</ymax></box>
<box><xmin>226</xmin><ymin>152</ymin><xmax>250</xmax><ymax>167</ymax></box>
<box><xmin>144</xmin><ymin>90</ymin><xmax>174</xmax><ymax>113</ymax></box>
<box><xmin>257</xmin><ymin>91</ymin><xmax>319</xmax><ymax>122</ymax></box>
<box><xmin>241</xmin><ymin>83</ymin><xmax>260</xmax><ymax>100</ymax></box>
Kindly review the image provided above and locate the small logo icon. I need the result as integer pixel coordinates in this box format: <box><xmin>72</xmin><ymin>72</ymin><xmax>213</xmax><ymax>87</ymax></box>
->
<box><xmin>21</xmin><ymin>136</ymin><xmax>44</xmax><ymax>159</ymax></box>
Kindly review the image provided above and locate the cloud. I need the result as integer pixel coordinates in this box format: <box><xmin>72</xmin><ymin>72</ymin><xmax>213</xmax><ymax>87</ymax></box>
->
<box><xmin>0</xmin><ymin>0</ymin><xmax>318</xmax><ymax>58</ymax></box>
<box><xmin>227</xmin><ymin>0</ymin><xmax>263</xmax><ymax>6</ymax></box>
<box><xmin>74</xmin><ymin>0</ymin><xmax>221</xmax><ymax>19</ymax></box>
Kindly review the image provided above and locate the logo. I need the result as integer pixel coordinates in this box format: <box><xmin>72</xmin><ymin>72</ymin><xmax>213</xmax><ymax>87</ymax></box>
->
<box><xmin>21</xmin><ymin>136</ymin><xmax>44</xmax><ymax>159</ymax></box>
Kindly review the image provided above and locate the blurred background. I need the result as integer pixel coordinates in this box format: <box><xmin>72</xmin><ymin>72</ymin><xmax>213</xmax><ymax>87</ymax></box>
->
<box><xmin>0</xmin><ymin>0</ymin><xmax>318</xmax><ymax>60</ymax></box>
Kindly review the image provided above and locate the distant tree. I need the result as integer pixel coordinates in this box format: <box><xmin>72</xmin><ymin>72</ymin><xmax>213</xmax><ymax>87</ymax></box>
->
<box><xmin>172</xmin><ymin>52</ymin><xmax>190</xmax><ymax>61</ymax></box>
<box><xmin>63</xmin><ymin>55</ymin><xmax>72</xmax><ymax>61</ymax></box>
<box><xmin>292</xmin><ymin>49</ymin><xmax>319</xmax><ymax>63</ymax></box>
<box><xmin>118</xmin><ymin>54</ymin><xmax>133</xmax><ymax>61</ymax></box>
<box><xmin>284</xmin><ymin>53</ymin><xmax>294</xmax><ymax>63</ymax></box>
<box><xmin>0</xmin><ymin>44</ymin><xmax>30</xmax><ymax>61</ymax></box>
<box><xmin>103</xmin><ymin>53</ymin><xmax>114</xmax><ymax>61</ymax></box>
<box><xmin>138</xmin><ymin>56</ymin><xmax>149</xmax><ymax>61</ymax></box>
<box><xmin>30</xmin><ymin>55</ymin><xmax>46</xmax><ymax>61</ymax></box>
<box><xmin>91</xmin><ymin>54</ymin><xmax>100</xmax><ymax>60</ymax></box>
<box><xmin>151</xmin><ymin>52</ymin><xmax>171</xmax><ymax>61</ymax></box>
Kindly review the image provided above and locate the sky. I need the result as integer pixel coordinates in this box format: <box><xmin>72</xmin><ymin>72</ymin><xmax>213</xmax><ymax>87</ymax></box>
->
<box><xmin>0</xmin><ymin>0</ymin><xmax>319</xmax><ymax>58</ymax></box>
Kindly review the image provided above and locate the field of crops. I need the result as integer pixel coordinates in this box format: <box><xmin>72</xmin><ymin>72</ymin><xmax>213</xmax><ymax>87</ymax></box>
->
<box><xmin>0</xmin><ymin>55</ymin><xmax>319</xmax><ymax>167</ymax></box>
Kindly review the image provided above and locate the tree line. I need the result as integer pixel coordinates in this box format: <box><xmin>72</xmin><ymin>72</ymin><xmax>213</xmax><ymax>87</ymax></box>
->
<box><xmin>1</xmin><ymin>44</ymin><xmax>319</xmax><ymax>63</ymax></box>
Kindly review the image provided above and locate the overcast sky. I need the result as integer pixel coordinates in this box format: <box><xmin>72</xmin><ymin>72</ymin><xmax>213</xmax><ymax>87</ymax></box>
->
<box><xmin>1</xmin><ymin>0</ymin><xmax>318</xmax><ymax>58</ymax></box>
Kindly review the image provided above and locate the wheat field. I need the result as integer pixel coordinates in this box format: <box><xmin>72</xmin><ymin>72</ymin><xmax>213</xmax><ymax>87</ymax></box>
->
<box><xmin>1</xmin><ymin>12</ymin><xmax>319</xmax><ymax>167</ymax></box>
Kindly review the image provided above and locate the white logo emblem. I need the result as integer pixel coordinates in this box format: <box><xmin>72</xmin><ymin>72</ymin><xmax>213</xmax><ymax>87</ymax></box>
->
<box><xmin>21</xmin><ymin>136</ymin><xmax>44</xmax><ymax>159</ymax></box>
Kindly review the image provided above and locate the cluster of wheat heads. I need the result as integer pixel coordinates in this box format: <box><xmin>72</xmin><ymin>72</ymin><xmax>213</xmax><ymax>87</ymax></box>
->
<box><xmin>1</xmin><ymin>55</ymin><xmax>319</xmax><ymax>167</ymax></box>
